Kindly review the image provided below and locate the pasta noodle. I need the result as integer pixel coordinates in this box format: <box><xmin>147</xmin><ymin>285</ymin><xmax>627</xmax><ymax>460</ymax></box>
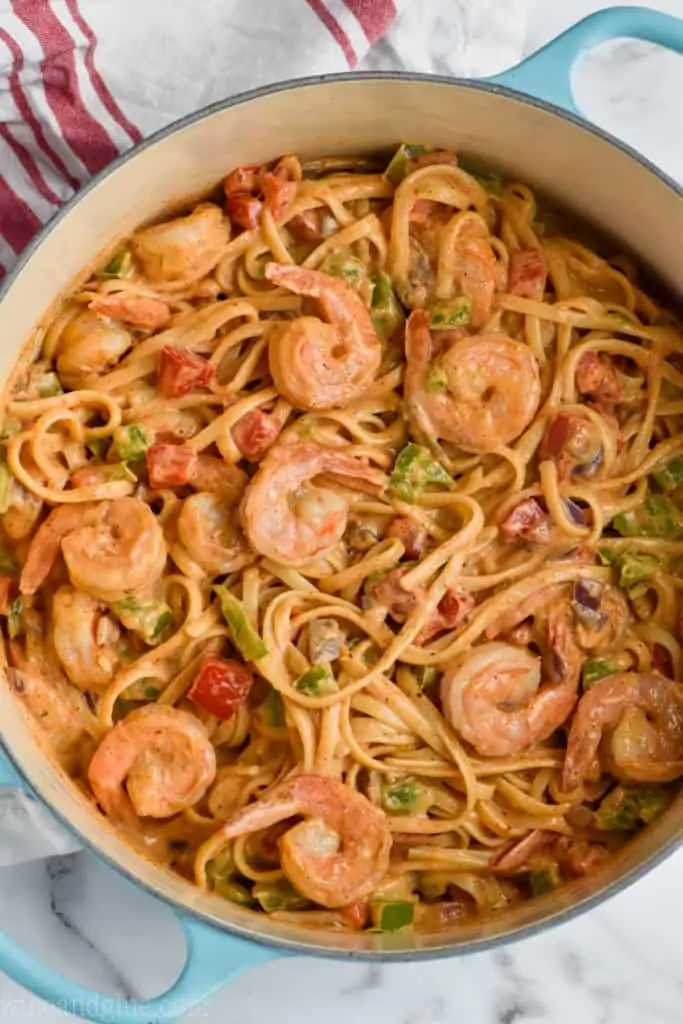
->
<box><xmin>3</xmin><ymin>144</ymin><xmax>683</xmax><ymax>934</ymax></box>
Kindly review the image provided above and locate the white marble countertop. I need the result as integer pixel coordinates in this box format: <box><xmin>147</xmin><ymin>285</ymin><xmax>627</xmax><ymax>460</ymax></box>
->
<box><xmin>2</xmin><ymin>1</ymin><xmax>683</xmax><ymax>1021</ymax></box>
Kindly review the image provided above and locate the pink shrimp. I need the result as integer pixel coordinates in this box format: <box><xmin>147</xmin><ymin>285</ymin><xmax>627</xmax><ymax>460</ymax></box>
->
<box><xmin>241</xmin><ymin>442</ymin><xmax>385</xmax><ymax>566</ymax></box>
<box><xmin>265</xmin><ymin>263</ymin><xmax>382</xmax><ymax>411</ymax></box>
<box><xmin>89</xmin><ymin>294</ymin><xmax>171</xmax><ymax>331</ymax></box>
<box><xmin>199</xmin><ymin>774</ymin><xmax>392</xmax><ymax>908</ymax></box>
<box><xmin>88</xmin><ymin>705</ymin><xmax>216</xmax><ymax>823</ymax></box>
<box><xmin>405</xmin><ymin>310</ymin><xmax>541</xmax><ymax>453</ymax></box>
<box><xmin>563</xmin><ymin>673</ymin><xmax>683</xmax><ymax>791</ymax></box>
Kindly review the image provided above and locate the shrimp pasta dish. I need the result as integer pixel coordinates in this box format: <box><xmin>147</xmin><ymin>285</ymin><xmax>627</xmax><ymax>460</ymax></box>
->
<box><xmin>3</xmin><ymin>143</ymin><xmax>683</xmax><ymax>935</ymax></box>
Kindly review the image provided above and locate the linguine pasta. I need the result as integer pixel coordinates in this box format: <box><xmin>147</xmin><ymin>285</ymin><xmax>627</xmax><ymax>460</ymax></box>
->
<box><xmin>3</xmin><ymin>144</ymin><xmax>683</xmax><ymax>934</ymax></box>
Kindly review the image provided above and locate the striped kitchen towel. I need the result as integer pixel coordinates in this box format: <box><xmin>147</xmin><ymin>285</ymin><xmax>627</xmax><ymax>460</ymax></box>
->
<box><xmin>0</xmin><ymin>0</ymin><xmax>528</xmax><ymax>282</ymax></box>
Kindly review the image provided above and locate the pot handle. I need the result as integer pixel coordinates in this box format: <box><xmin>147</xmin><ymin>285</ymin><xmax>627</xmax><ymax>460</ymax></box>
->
<box><xmin>488</xmin><ymin>5</ymin><xmax>683</xmax><ymax>116</ymax></box>
<box><xmin>0</xmin><ymin>744</ymin><xmax>284</xmax><ymax>1022</ymax></box>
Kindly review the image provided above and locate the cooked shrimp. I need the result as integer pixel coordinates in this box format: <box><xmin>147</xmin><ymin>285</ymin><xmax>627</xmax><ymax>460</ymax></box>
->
<box><xmin>563</xmin><ymin>673</ymin><xmax>683</xmax><ymax>790</ymax></box>
<box><xmin>405</xmin><ymin>310</ymin><xmax>541</xmax><ymax>453</ymax></box>
<box><xmin>20</xmin><ymin>498</ymin><xmax>167</xmax><ymax>601</ymax></box>
<box><xmin>446</xmin><ymin>222</ymin><xmax>499</xmax><ymax>327</ymax></box>
<box><xmin>202</xmin><ymin>773</ymin><xmax>392</xmax><ymax>908</ymax></box>
<box><xmin>88</xmin><ymin>705</ymin><xmax>216</xmax><ymax>822</ymax></box>
<box><xmin>1</xmin><ymin>480</ymin><xmax>43</xmax><ymax>540</ymax></box>
<box><xmin>131</xmin><ymin>203</ymin><xmax>230</xmax><ymax>283</ymax></box>
<box><xmin>442</xmin><ymin>607</ymin><xmax>581</xmax><ymax>756</ymax></box>
<box><xmin>52</xmin><ymin>585</ymin><xmax>122</xmax><ymax>690</ymax></box>
<box><xmin>177</xmin><ymin>492</ymin><xmax>254</xmax><ymax>575</ymax></box>
<box><xmin>265</xmin><ymin>263</ymin><xmax>381</xmax><ymax>411</ymax></box>
<box><xmin>241</xmin><ymin>441</ymin><xmax>385</xmax><ymax>566</ymax></box>
<box><xmin>57</xmin><ymin>309</ymin><xmax>132</xmax><ymax>388</ymax></box>
<box><xmin>89</xmin><ymin>293</ymin><xmax>171</xmax><ymax>331</ymax></box>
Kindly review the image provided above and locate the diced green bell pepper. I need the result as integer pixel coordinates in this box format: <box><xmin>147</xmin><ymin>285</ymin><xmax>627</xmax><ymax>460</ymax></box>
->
<box><xmin>113</xmin><ymin>424</ymin><xmax>150</xmax><ymax>461</ymax></box>
<box><xmin>615</xmin><ymin>551</ymin><xmax>660</xmax><ymax>589</ymax></box>
<box><xmin>613</xmin><ymin>494</ymin><xmax>683</xmax><ymax>540</ymax></box>
<box><xmin>381</xmin><ymin>778</ymin><xmax>432</xmax><ymax>815</ymax></box>
<box><xmin>214</xmin><ymin>587</ymin><xmax>268</xmax><ymax>660</ymax></box>
<box><xmin>102</xmin><ymin>248</ymin><xmax>133</xmax><ymax>278</ymax></box>
<box><xmin>37</xmin><ymin>371</ymin><xmax>63</xmax><ymax>398</ymax></box>
<box><xmin>529</xmin><ymin>864</ymin><xmax>560</xmax><ymax>896</ymax></box>
<box><xmin>384</xmin><ymin>143</ymin><xmax>431</xmax><ymax>185</ymax></box>
<box><xmin>596</xmin><ymin>785</ymin><xmax>670</xmax><ymax>830</ymax></box>
<box><xmin>424</xmin><ymin>362</ymin><xmax>448</xmax><ymax>393</ymax></box>
<box><xmin>371</xmin><ymin>270</ymin><xmax>405</xmax><ymax>342</ymax></box>
<box><xmin>320</xmin><ymin>250</ymin><xmax>369</xmax><ymax>288</ymax></box>
<box><xmin>294</xmin><ymin>664</ymin><xmax>339</xmax><ymax>697</ymax></box>
<box><xmin>458</xmin><ymin>159</ymin><xmax>504</xmax><ymax>195</ymax></box>
<box><xmin>388</xmin><ymin>443</ymin><xmax>452</xmax><ymax>503</ymax></box>
<box><xmin>427</xmin><ymin>296</ymin><xmax>472</xmax><ymax>329</ymax></box>
<box><xmin>111</xmin><ymin>598</ymin><xmax>173</xmax><ymax>646</ymax></box>
<box><xmin>581</xmin><ymin>658</ymin><xmax>616</xmax><ymax>689</ymax></box>
<box><xmin>253</xmin><ymin>879</ymin><xmax>310</xmax><ymax>912</ymax></box>
<box><xmin>7</xmin><ymin>597</ymin><xmax>22</xmax><ymax>639</ymax></box>
<box><xmin>652</xmin><ymin>456</ymin><xmax>683</xmax><ymax>492</ymax></box>
<box><xmin>371</xmin><ymin>899</ymin><xmax>415</xmax><ymax>931</ymax></box>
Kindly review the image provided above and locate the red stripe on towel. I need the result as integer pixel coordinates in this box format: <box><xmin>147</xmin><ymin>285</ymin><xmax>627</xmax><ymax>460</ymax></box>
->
<box><xmin>342</xmin><ymin>0</ymin><xmax>397</xmax><ymax>43</ymax></box>
<box><xmin>0</xmin><ymin>177</ymin><xmax>43</xmax><ymax>252</ymax></box>
<box><xmin>305</xmin><ymin>0</ymin><xmax>357</xmax><ymax>67</ymax></box>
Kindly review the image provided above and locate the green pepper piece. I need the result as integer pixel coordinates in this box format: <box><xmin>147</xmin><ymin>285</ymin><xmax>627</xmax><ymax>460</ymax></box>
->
<box><xmin>253</xmin><ymin>879</ymin><xmax>311</xmax><ymax>912</ymax></box>
<box><xmin>214</xmin><ymin>586</ymin><xmax>268</xmax><ymax>660</ymax></box>
<box><xmin>613</xmin><ymin>494</ymin><xmax>683</xmax><ymax>540</ymax></box>
<box><xmin>213</xmin><ymin>879</ymin><xmax>254</xmax><ymax>906</ymax></box>
<box><xmin>259</xmin><ymin>687</ymin><xmax>285</xmax><ymax>729</ymax></box>
<box><xmin>102</xmin><ymin>248</ymin><xmax>133</xmax><ymax>279</ymax></box>
<box><xmin>424</xmin><ymin>362</ymin><xmax>448</xmax><ymax>393</ymax></box>
<box><xmin>616</xmin><ymin>551</ymin><xmax>660</xmax><ymax>589</ymax></box>
<box><xmin>388</xmin><ymin>443</ymin><xmax>452</xmax><ymax>503</ymax></box>
<box><xmin>371</xmin><ymin>270</ymin><xmax>405</xmax><ymax>342</ymax></box>
<box><xmin>428</xmin><ymin>296</ymin><xmax>472</xmax><ymax>329</ymax></box>
<box><xmin>597</xmin><ymin>547</ymin><xmax>618</xmax><ymax>566</ymax></box>
<box><xmin>371</xmin><ymin>900</ymin><xmax>415</xmax><ymax>931</ymax></box>
<box><xmin>581</xmin><ymin>658</ymin><xmax>616</xmax><ymax>690</ymax></box>
<box><xmin>415</xmin><ymin>665</ymin><xmax>439</xmax><ymax>690</ymax></box>
<box><xmin>458</xmin><ymin>159</ymin><xmax>504</xmax><ymax>195</ymax></box>
<box><xmin>111</xmin><ymin>598</ymin><xmax>173</xmax><ymax>646</ymax></box>
<box><xmin>294</xmin><ymin>664</ymin><xmax>339</xmax><ymax>697</ymax></box>
<box><xmin>7</xmin><ymin>597</ymin><xmax>22</xmax><ymax>639</ymax></box>
<box><xmin>0</xmin><ymin>464</ymin><xmax>12</xmax><ymax>516</ymax></box>
<box><xmin>381</xmin><ymin>778</ymin><xmax>432</xmax><ymax>815</ymax></box>
<box><xmin>529</xmin><ymin>864</ymin><xmax>560</xmax><ymax>897</ymax></box>
<box><xmin>86</xmin><ymin>437</ymin><xmax>110</xmax><ymax>459</ymax></box>
<box><xmin>652</xmin><ymin>456</ymin><xmax>683</xmax><ymax>492</ymax></box>
<box><xmin>596</xmin><ymin>785</ymin><xmax>670</xmax><ymax>831</ymax></box>
<box><xmin>384</xmin><ymin>143</ymin><xmax>431</xmax><ymax>185</ymax></box>
<box><xmin>113</xmin><ymin>424</ymin><xmax>151</xmax><ymax>462</ymax></box>
<box><xmin>320</xmin><ymin>250</ymin><xmax>369</xmax><ymax>288</ymax></box>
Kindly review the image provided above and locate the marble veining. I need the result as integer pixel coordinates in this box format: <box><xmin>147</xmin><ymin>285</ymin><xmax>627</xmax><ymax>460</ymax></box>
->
<box><xmin>2</xmin><ymin>0</ymin><xmax>683</xmax><ymax>1019</ymax></box>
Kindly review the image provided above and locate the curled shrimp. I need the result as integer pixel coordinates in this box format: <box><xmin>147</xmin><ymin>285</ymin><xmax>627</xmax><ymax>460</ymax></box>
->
<box><xmin>131</xmin><ymin>203</ymin><xmax>230</xmax><ymax>283</ymax></box>
<box><xmin>405</xmin><ymin>310</ymin><xmax>541</xmax><ymax>453</ymax></box>
<box><xmin>441</xmin><ymin>607</ymin><xmax>581</xmax><ymax>757</ymax></box>
<box><xmin>88</xmin><ymin>705</ymin><xmax>216</xmax><ymax>822</ymax></box>
<box><xmin>177</xmin><ymin>492</ymin><xmax>254</xmax><ymax>575</ymax></box>
<box><xmin>52</xmin><ymin>585</ymin><xmax>123</xmax><ymax>691</ymax></box>
<box><xmin>563</xmin><ymin>673</ymin><xmax>683</xmax><ymax>790</ymax></box>
<box><xmin>265</xmin><ymin>263</ymin><xmax>381</xmax><ymax>411</ymax></box>
<box><xmin>89</xmin><ymin>293</ymin><xmax>171</xmax><ymax>331</ymax></box>
<box><xmin>57</xmin><ymin>309</ymin><xmax>132</xmax><ymax>388</ymax></box>
<box><xmin>241</xmin><ymin>441</ymin><xmax>385</xmax><ymax>566</ymax></box>
<box><xmin>201</xmin><ymin>773</ymin><xmax>392</xmax><ymax>908</ymax></box>
<box><xmin>20</xmin><ymin>497</ymin><xmax>167</xmax><ymax>601</ymax></box>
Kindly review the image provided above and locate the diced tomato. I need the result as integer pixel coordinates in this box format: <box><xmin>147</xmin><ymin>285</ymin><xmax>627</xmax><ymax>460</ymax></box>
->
<box><xmin>539</xmin><ymin>411</ymin><xmax>605</xmax><ymax>481</ymax></box>
<box><xmin>232</xmin><ymin>409</ymin><xmax>281</xmax><ymax>461</ymax></box>
<box><xmin>224</xmin><ymin>164</ymin><xmax>261</xmax><ymax>195</ymax></box>
<box><xmin>146</xmin><ymin>444</ymin><xmax>198</xmax><ymax>489</ymax></box>
<box><xmin>493</xmin><ymin>829</ymin><xmax>553</xmax><ymax>873</ymax></box>
<box><xmin>261</xmin><ymin>171</ymin><xmax>297</xmax><ymax>221</ymax></box>
<box><xmin>386</xmin><ymin>517</ymin><xmax>429</xmax><ymax>559</ymax></box>
<box><xmin>508</xmin><ymin>248</ymin><xmax>547</xmax><ymax>300</ymax></box>
<box><xmin>0</xmin><ymin>577</ymin><xmax>14</xmax><ymax>616</ymax></box>
<box><xmin>419</xmin><ymin>589</ymin><xmax>475</xmax><ymax>643</ymax></box>
<box><xmin>188</xmin><ymin>655</ymin><xmax>254</xmax><ymax>720</ymax></box>
<box><xmin>366</xmin><ymin>568</ymin><xmax>423</xmax><ymax>623</ymax></box>
<box><xmin>554</xmin><ymin>837</ymin><xmax>608</xmax><ymax>878</ymax></box>
<box><xmin>226</xmin><ymin>192</ymin><xmax>263</xmax><ymax>230</ymax></box>
<box><xmin>340</xmin><ymin>900</ymin><xmax>370</xmax><ymax>930</ymax></box>
<box><xmin>157</xmin><ymin>346</ymin><xmax>214</xmax><ymax>399</ymax></box>
<box><xmin>575</xmin><ymin>351</ymin><xmax>621</xmax><ymax>405</ymax></box>
<box><xmin>500</xmin><ymin>496</ymin><xmax>551</xmax><ymax>545</ymax></box>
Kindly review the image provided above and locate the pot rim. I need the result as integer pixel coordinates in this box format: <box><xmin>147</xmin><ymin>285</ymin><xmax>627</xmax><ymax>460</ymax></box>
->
<box><xmin>1</xmin><ymin>68</ymin><xmax>682</xmax><ymax>960</ymax></box>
